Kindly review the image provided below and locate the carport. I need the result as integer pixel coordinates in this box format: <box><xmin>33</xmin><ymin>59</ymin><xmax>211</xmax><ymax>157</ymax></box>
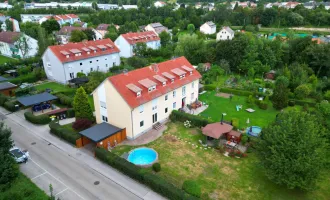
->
<box><xmin>17</xmin><ymin>92</ymin><xmax>58</xmax><ymax>113</ymax></box>
<box><xmin>77</xmin><ymin>122</ymin><xmax>126</xmax><ymax>149</ymax></box>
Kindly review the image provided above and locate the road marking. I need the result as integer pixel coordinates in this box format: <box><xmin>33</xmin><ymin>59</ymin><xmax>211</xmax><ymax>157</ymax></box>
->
<box><xmin>31</xmin><ymin>172</ymin><xmax>47</xmax><ymax>180</ymax></box>
<box><xmin>55</xmin><ymin>188</ymin><xmax>68</xmax><ymax>196</ymax></box>
<box><xmin>29</xmin><ymin>158</ymin><xmax>86</xmax><ymax>200</ymax></box>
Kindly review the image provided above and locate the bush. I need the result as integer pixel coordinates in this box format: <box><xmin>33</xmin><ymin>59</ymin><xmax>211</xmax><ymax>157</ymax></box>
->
<box><xmin>55</xmin><ymin>93</ymin><xmax>73</xmax><ymax>107</ymax></box>
<box><xmin>170</xmin><ymin>110</ymin><xmax>211</xmax><ymax>127</ymax></box>
<box><xmin>254</xmin><ymin>78</ymin><xmax>263</xmax><ymax>84</ymax></box>
<box><xmin>0</xmin><ymin>94</ymin><xmax>8</xmax><ymax>106</ymax></box>
<box><xmin>14</xmin><ymin>86</ymin><xmax>34</xmax><ymax>97</ymax></box>
<box><xmin>94</xmin><ymin>147</ymin><xmax>197</xmax><ymax>200</ymax></box>
<box><xmin>182</xmin><ymin>180</ymin><xmax>201</xmax><ymax>198</ymax></box>
<box><xmin>325</xmin><ymin>90</ymin><xmax>330</xmax><ymax>101</ymax></box>
<box><xmin>258</xmin><ymin>101</ymin><xmax>268</xmax><ymax>110</ymax></box>
<box><xmin>72</xmin><ymin>119</ymin><xmax>93</xmax><ymax>131</ymax></box>
<box><xmin>241</xmin><ymin>134</ymin><xmax>248</xmax><ymax>145</ymax></box>
<box><xmin>204</xmin><ymin>84</ymin><xmax>216</xmax><ymax>91</ymax></box>
<box><xmin>265</xmin><ymin>81</ymin><xmax>274</xmax><ymax>89</ymax></box>
<box><xmin>152</xmin><ymin>163</ymin><xmax>161</xmax><ymax>172</ymax></box>
<box><xmin>24</xmin><ymin>112</ymin><xmax>51</xmax><ymax>124</ymax></box>
<box><xmin>246</xmin><ymin>95</ymin><xmax>255</xmax><ymax>105</ymax></box>
<box><xmin>294</xmin><ymin>84</ymin><xmax>311</xmax><ymax>100</ymax></box>
<box><xmin>220</xmin><ymin>88</ymin><xmax>253</xmax><ymax>96</ymax></box>
<box><xmin>231</xmin><ymin>118</ymin><xmax>239</xmax><ymax>129</ymax></box>
<box><xmin>67</xmin><ymin>108</ymin><xmax>75</xmax><ymax>118</ymax></box>
<box><xmin>4</xmin><ymin>101</ymin><xmax>17</xmax><ymax>112</ymax></box>
<box><xmin>294</xmin><ymin>99</ymin><xmax>316</xmax><ymax>107</ymax></box>
<box><xmin>288</xmin><ymin>100</ymin><xmax>295</xmax><ymax>106</ymax></box>
<box><xmin>9</xmin><ymin>74</ymin><xmax>37</xmax><ymax>85</ymax></box>
<box><xmin>49</xmin><ymin>121</ymin><xmax>81</xmax><ymax>145</ymax></box>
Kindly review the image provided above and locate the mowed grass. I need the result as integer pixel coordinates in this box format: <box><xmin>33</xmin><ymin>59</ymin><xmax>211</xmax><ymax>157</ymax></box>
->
<box><xmin>0</xmin><ymin>55</ymin><xmax>15</xmax><ymax>64</ymax></box>
<box><xmin>114</xmin><ymin>122</ymin><xmax>330</xmax><ymax>200</ymax></box>
<box><xmin>34</xmin><ymin>82</ymin><xmax>76</xmax><ymax>94</ymax></box>
<box><xmin>1</xmin><ymin>172</ymin><xmax>48</xmax><ymax>200</ymax></box>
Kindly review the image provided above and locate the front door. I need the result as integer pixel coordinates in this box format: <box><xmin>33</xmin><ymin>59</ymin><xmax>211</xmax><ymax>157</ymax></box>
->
<box><xmin>182</xmin><ymin>97</ymin><xmax>186</xmax><ymax>108</ymax></box>
<box><xmin>152</xmin><ymin>113</ymin><xmax>158</xmax><ymax>124</ymax></box>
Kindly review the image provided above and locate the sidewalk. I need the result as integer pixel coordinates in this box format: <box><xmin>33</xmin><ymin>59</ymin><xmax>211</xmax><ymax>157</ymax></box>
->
<box><xmin>1</xmin><ymin>107</ymin><xmax>165</xmax><ymax>200</ymax></box>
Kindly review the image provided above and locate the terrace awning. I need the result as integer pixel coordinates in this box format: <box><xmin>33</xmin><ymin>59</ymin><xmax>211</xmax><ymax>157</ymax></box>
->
<box><xmin>79</xmin><ymin>122</ymin><xmax>123</xmax><ymax>143</ymax></box>
<box><xmin>202</xmin><ymin>122</ymin><xmax>233</xmax><ymax>139</ymax></box>
<box><xmin>17</xmin><ymin>92</ymin><xmax>58</xmax><ymax>107</ymax></box>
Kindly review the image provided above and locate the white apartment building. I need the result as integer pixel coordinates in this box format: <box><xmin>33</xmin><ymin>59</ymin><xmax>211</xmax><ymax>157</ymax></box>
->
<box><xmin>216</xmin><ymin>26</ymin><xmax>235</xmax><ymax>41</ymax></box>
<box><xmin>92</xmin><ymin>57</ymin><xmax>201</xmax><ymax>139</ymax></box>
<box><xmin>114</xmin><ymin>31</ymin><xmax>161</xmax><ymax>58</ymax></box>
<box><xmin>42</xmin><ymin>39</ymin><xmax>121</xmax><ymax>84</ymax></box>
<box><xmin>200</xmin><ymin>21</ymin><xmax>216</xmax><ymax>35</ymax></box>
<box><xmin>39</xmin><ymin>14</ymin><xmax>81</xmax><ymax>26</ymax></box>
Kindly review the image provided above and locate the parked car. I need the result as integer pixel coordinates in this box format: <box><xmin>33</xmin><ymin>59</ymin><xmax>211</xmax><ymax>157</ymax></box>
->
<box><xmin>9</xmin><ymin>147</ymin><xmax>28</xmax><ymax>163</ymax></box>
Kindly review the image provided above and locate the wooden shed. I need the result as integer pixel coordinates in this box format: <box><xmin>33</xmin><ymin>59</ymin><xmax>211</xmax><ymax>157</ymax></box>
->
<box><xmin>227</xmin><ymin>130</ymin><xmax>242</xmax><ymax>143</ymax></box>
<box><xmin>0</xmin><ymin>82</ymin><xmax>17</xmax><ymax>96</ymax></box>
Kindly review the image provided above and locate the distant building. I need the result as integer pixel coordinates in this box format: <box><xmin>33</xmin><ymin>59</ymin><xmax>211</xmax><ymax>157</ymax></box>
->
<box><xmin>20</xmin><ymin>14</ymin><xmax>51</xmax><ymax>23</ymax></box>
<box><xmin>0</xmin><ymin>32</ymin><xmax>38</xmax><ymax>59</ymax></box>
<box><xmin>39</xmin><ymin>14</ymin><xmax>81</xmax><ymax>27</ymax></box>
<box><xmin>114</xmin><ymin>31</ymin><xmax>161</xmax><ymax>58</ymax></box>
<box><xmin>216</xmin><ymin>27</ymin><xmax>235</xmax><ymax>41</ymax></box>
<box><xmin>42</xmin><ymin>39</ymin><xmax>121</xmax><ymax>84</ymax></box>
<box><xmin>200</xmin><ymin>21</ymin><xmax>216</xmax><ymax>35</ymax></box>
<box><xmin>24</xmin><ymin>2</ymin><xmax>92</xmax><ymax>9</ymax></box>
<box><xmin>56</xmin><ymin>26</ymin><xmax>87</xmax><ymax>44</ymax></box>
<box><xmin>145</xmin><ymin>23</ymin><xmax>168</xmax><ymax>35</ymax></box>
<box><xmin>97</xmin><ymin>4</ymin><xmax>119</xmax><ymax>10</ymax></box>
<box><xmin>121</xmin><ymin>5</ymin><xmax>138</xmax><ymax>9</ymax></box>
<box><xmin>0</xmin><ymin>2</ymin><xmax>12</xmax><ymax>9</ymax></box>
<box><xmin>154</xmin><ymin>1</ymin><xmax>166</xmax><ymax>7</ymax></box>
<box><xmin>0</xmin><ymin>15</ymin><xmax>20</xmax><ymax>32</ymax></box>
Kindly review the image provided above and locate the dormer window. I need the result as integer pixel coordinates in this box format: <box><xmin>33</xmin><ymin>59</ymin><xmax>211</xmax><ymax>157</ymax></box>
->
<box><xmin>94</xmin><ymin>50</ymin><xmax>96</xmax><ymax>53</ymax></box>
<box><xmin>171</xmin><ymin>78</ymin><xmax>174</xmax><ymax>83</ymax></box>
<box><xmin>182</xmin><ymin>74</ymin><xmax>185</xmax><ymax>78</ymax></box>
<box><xmin>163</xmin><ymin>81</ymin><xmax>166</xmax><ymax>86</ymax></box>
<box><xmin>152</xmin><ymin>85</ymin><xmax>156</xmax><ymax>90</ymax></box>
<box><xmin>180</xmin><ymin>75</ymin><xmax>183</xmax><ymax>79</ymax></box>
<box><xmin>87</xmin><ymin>52</ymin><xmax>90</xmax><ymax>54</ymax></box>
<box><xmin>137</xmin><ymin>91</ymin><xmax>141</xmax><ymax>97</ymax></box>
<box><xmin>190</xmin><ymin>71</ymin><xmax>192</xmax><ymax>75</ymax></box>
<box><xmin>66</xmin><ymin>55</ymin><xmax>70</xmax><ymax>58</ymax></box>
<box><xmin>148</xmin><ymin>87</ymin><xmax>152</xmax><ymax>92</ymax></box>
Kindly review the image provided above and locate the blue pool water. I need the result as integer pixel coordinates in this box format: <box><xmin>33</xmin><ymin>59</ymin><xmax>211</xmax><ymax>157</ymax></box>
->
<box><xmin>127</xmin><ymin>147</ymin><xmax>158</xmax><ymax>166</ymax></box>
<box><xmin>247</xmin><ymin>126</ymin><xmax>262</xmax><ymax>137</ymax></box>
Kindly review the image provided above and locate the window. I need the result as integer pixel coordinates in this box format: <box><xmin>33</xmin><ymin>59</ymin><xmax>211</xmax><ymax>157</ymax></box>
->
<box><xmin>137</xmin><ymin>91</ymin><xmax>141</xmax><ymax>97</ymax></box>
<box><xmin>81</xmin><ymin>70</ymin><xmax>83</xmax><ymax>73</ymax></box>
<box><xmin>90</xmin><ymin>61</ymin><xmax>92</xmax><ymax>63</ymax></box>
<box><xmin>97</xmin><ymin>60</ymin><xmax>99</xmax><ymax>62</ymax></box>
<box><xmin>139</xmin><ymin>105</ymin><xmax>144</xmax><ymax>113</ymax></box>
<box><xmin>140</xmin><ymin>120</ymin><xmax>144</xmax><ymax>127</ymax></box>
<box><xmin>165</xmin><ymin>107</ymin><xmax>168</xmax><ymax>113</ymax></box>
<box><xmin>106</xmin><ymin>64</ymin><xmax>108</xmax><ymax>67</ymax></box>
<box><xmin>105</xmin><ymin>58</ymin><xmax>108</xmax><ymax>61</ymax></box>
<box><xmin>102</xmin><ymin>115</ymin><xmax>108</xmax><ymax>122</ymax></box>
<box><xmin>113</xmin><ymin>62</ymin><xmax>116</xmax><ymax>67</ymax></box>
<box><xmin>173</xmin><ymin>102</ymin><xmax>176</xmax><ymax>109</ymax></box>
<box><xmin>165</xmin><ymin>94</ymin><xmax>168</xmax><ymax>101</ymax></box>
<box><xmin>191</xmin><ymin>92</ymin><xmax>195</xmax><ymax>100</ymax></box>
<box><xmin>192</xmin><ymin>82</ymin><xmax>195</xmax><ymax>88</ymax></box>
<box><xmin>69</xmin><ymin>72</ymin><xmax>74</xmax><ymax>79</ymax></box>
<box><xmin>90</xmin><ymin>68</ymin><xmax>93</xmax><ymax>72</ymax></box>
<box><xmin>152</xmin><ymin>99</ymin><xmax>157</xmax><ymax>110</ymax></box>
<box><xmin>173</xmin><ymin>91</ymin><xmax>176</xmax><ymax>98</ymax></box>
<box><xmin>80</xmin><ymin>62</ymin><xmax>82</xmax><ymax>66</ymax></box>
<box><xmin>100</xmin><ymin>101</ymin><xmax>106</xmax><ymax>109</ymax></box>
<box><xmin>182</xmin><ymin>86</ymin><xmax>186</xmax><ymax>96</ymax></box>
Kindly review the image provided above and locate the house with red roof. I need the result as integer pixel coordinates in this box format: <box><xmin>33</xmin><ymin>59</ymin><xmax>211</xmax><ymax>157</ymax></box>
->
<box><xmin>92</xmin><ymin>57</ymin><xmax>201</xmax><ymax>139</ymax></box>
<box><xmin>42</xmin><ymin>39</ymin><xmax>120</xmax><ymax>84</ymax></box>
<box><xmin>114</xmin><ymin>31</ymin><xmax>161</xmax><ymax>58</ymax></box>
<box><xmin>39</xmin><ymin>14</ymin><xmax>81</xmax><ymax>27</ymax></box>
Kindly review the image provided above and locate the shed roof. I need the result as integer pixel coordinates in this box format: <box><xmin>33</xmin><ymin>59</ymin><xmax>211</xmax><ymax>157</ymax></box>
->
<box><xmin>79</xmin><ymin>122</ymin><xmax>123</xmax><ymax>142</ymax></box>
<box><xmin>0</xmin><ymin>82</ymin><xmax>16</xmax><ymax>90</ymax></box>
<box><xmin>202</xmin><ymin>122</ymin><xmax>233</xmax><ymax>139</ymax></box>
<box><xmin>17</xmin><ymin>92</ymin><xmax>58</xmax><ymax>106</ymax></box>
<box><xmin>0</xmin><ymin>76</ymin><xmax>8</xmax><ymax>82</ymax></box>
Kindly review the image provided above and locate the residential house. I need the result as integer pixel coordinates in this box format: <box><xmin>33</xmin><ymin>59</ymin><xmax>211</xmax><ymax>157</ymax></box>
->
<box><xmin>0</xmin><ymin>15</ymin><xmax>20</xmax><ymax>32</ymax></box>
<box><xmin>145</xmin><ymin>22</ymin><xmax>168</xmax><ymax>35</ymax></box>
<box><xmin>284</xmin><ymin>2</ymin><xmax>301</xmax><ymax>9</ymax></box>
<box><xmin>0</xmin><ymin>2</ymin><xmax>12</xmax><ymax>9</ymax></box>
<box><xmin>92</xmin><ymin>57</ymin><xmax>201</xmax><ymax>139</ymax></box>
<box><xmin>121</xmin><ymin>5</ymin><xmax>138</xmax><ymax>9</ymax></box>
<box><xmin>154</xmin><ymin>1</ymin><xmax>166</xmax><ymax>7</ymax></box>
<box><xmin>200</xmin><ymin>21</ymin><xmax>216</xmax><ymax>35</ymax></box>
<box><xmin>42</xmin><ymin>39</ymin><xmax>120</xmax><ymax>84</ymax></box>
<box><xmin>39</xmin><ymin>14</ymin><xmax>81</xmax><ymax>27</ymax></box>
<box><xmin>114</xmin><ymin>31</ymin><xmax>160</xmax><ymax>58</ymax></box>
<box><xmin>24</xmin><ymin>2</ymin><xmax>93</xmax><ymax>9</ymax></box>
<box><xmin>20</xmin><ymin>14</ymin><xmax>51</xmax><ymax>23</ymax></box>
<box><xmin>230</xmin><ymin>1</ymin><xmax>257</xmax><ymax>9</ymax></box>
<box><xmin>98</xmin><ymin>4</ymin><xmax>119</xmax><ymax>10</ymax></box>
<box><xmin>93</xmin><ymin>24</ymin><xmax>120</xmax><ymax>39</ymax></box>
<box><xmin>0</xmin><ymin>31</ymin><xmax>38</xmax><ymax>59</ymax></box>
<box><xmin>56</xmin><ymin>26</ymin><xmax>86</xmax><ymax>44</ymax></box>
<box><xmin>74</xmin><ymin>21</ymin><xmax>88</xmax><ymax>28</ymax></box>
<box><xmin>216</xmin><ymin>27</ymin><xmax>235</xmax><ymax>41</ymax></box>
<box><xmin>317</xmin><ymin>2</ymin><xmax>330</xmax><ymax>9</ymax></box>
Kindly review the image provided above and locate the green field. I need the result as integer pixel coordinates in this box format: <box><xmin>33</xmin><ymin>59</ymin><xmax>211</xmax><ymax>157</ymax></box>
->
<box><xmin>0</xmin><ymin>55</ymin><xmax>15</xmax><ymax>65</ymax></box>
<box><xmin>1</xmin><ymin>172</ymin><xmax>49</xmax><ymax>200</ymax></box>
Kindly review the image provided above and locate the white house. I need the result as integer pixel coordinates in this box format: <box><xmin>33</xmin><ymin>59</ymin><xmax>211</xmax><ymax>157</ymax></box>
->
<box><xmin>0</xmin><ymin>32</ymin><xmax>38</xmax><ymax>59</ymax></box>
<box><xmin>145</xmin><ymin>23</ymin><xmax>168</xmax><ymax>35</ymax></box>
<box><xmin>56</xmin><ymin>26</ymin><xmax>86</xmax><ymax>44</ymax></box>
<box><xmin>0</xmin><ymin>15</ymin><xmax>20</xmax><ymax>32</ymax></box>
<box><xmin>154</xmin><ymin>1</ymin><xmax>166</xmax><ymax>7</ymax></box>
<box><xmin>39</xmin><ymin>14</ymin><xmax>81</xmax><ymax>26</ymax></box>
<box><xmin>216</xmin><ymin>26</ymin><xmax>235</xmax><ymax>41</ymax></box>
<box><xmin>121</xmin><ymin>5</ymin><xmax>138</xmax><ymax>9</ymax></box>
<box><xmin>92</xmin><ymin>57</ymin><xmax>202</xmax><ymax>139</ymax></box>
<box><xmin>42</xmin><ymin>39</ymin><xmax>121</xmax><ymax>84</ymax></box>
<box><xmin>20</xmin><ymin>14</ymin><xmax>51</xmax><ymax>23</ymax></box>
<box><xmin>98</xmin><ymin>4</ymin><xmax>119</xmax><ymax>10</ymax></box>
<box><xmin>114</xmin><ymin>31</ymin><xmax>161</xmax><ymax>58</ymax></box>
<box><xmin>200</xmin><ymin>21</ymin><xmax>216</xmax><ymax>35</ymax></box>
<box><xmin>0</xmin><ymin>2</ymin><xmax>12</xmax><ymax>9</ymax></box>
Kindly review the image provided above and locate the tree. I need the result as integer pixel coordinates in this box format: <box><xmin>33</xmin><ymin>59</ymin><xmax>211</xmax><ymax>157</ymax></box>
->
<box><xmin>82</xmin><ymin>29</ymin><xmax>96</xmax><ymax>41</ymax></box>
<box><xmin>0</xmin><ymin>122</ymin><xmax>18</xmax><ymax>191</ymax></box>
<box><xmin>159</xmin><ymin>31</ymin><xmax>171</xmax><ymax>47</ymax></box>
<box><xmin>41</xmin><ymin>18</ymin><xmax>60</xmax><ymax>34</ymax></box>
<box><xmin>37</xmin><ymin>27</ymin><xmax>49</xmax><ymax>56</ymax></box>
<box><xmin>83</xmin><ymin>71</ymin><xmax>110</xmax><ymax>94</ymax></box>
<box><xmin>5</xmin><ymin>19</ymin><xmax>13</xmax><ymax>31</ymax></box>
<box><xmin>294</xmin><ymin>84</ymin><xmax>311</xmax><ymax>100</ymax></box>
<box><xmin>219</xmin><ymin>59</ymin><xmax>231</xmax><ymax>75</ymax></box>
<box><xmin>127</xmin><ymin>56</ymin><xmax>149</xmax><ymax>68</ymax></box>
<box><xmin>133</xmin><ymin>42</ymin><xmax>148</xmax><ymax>57</ymax></box>
<box><xmin>15</xmin><ymin>34</ymin><xmax>31</xmax><ymax>59</ymax></box>
<box><xmin>92</xmin><ymin>2</ymin><xmax>98</xmax><ymax>10</ymax></box>
<box><xmin>104</xmin><ymin>31</ymin><xmax>118</xmax><ymax>41</ymax></box>
<box><xmin>272</xmin><ymin>76</ymin><xmax>289</xmax><ymax>110</ymax></box>
<box><xmin>287</xmin><ymin>12</ymin><xmax>304</xmax><ymax>26</ymax></box>
<box><xmin>187</xmin><ymin>24</ymin><xmax>195</xmax><ymax>35</ymax></box>
<box><xmin>256</xmin><ymin>110</ymin><xmax>327</xmax><ymax>190</ymax></box>
<box><xmin>73</xmin><ymin>87</ymin><xmax>94</xmax><ymax>121</ymax></box>
<box><xmin>70</xmin><ymin>30</ymin><xmax>88</xmax><ymax>42</ymax></box>
<box><xmin>175</xmin><ymin>34</ymin><xmax>206</xmax><ymax>64</ymax></box>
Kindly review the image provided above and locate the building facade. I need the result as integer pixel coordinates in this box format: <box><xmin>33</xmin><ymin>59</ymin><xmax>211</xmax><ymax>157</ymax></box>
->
<box><xmin>39</xmin><ymin>14</ymin><xmax>81</xmax><ymax>26</ymax></box>
<box><xmin>92</xmin><ymin>57</ymin><xmax>201</xmax><ymax>139</ymax></box>
<box><xmin>114</xmin><ymin>31</ymin><xmax>161</xmax><ymax>58</ymax></box>
<box><xmin>145</xmin><ymin>23</ymin><xmax>168</xmax><ymax>35</ymax></box>
<box><xmin>216</xmin><ymin>26</ymin><xmax>235</xmax><ymax>41</ymax></box>
<box><xmin>42</xmin><ymin>39</ymin><xmax>120</xmax><ymax>84</ymax></box>
<box><xmin>200</xmin><ymin>21</ymin><xmax>216</xmax><ymax>35</ymax></box>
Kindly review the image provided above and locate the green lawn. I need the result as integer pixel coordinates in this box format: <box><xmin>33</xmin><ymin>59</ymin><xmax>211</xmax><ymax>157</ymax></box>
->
<box><xmin>114</xmin><ymin>122</ymin><xmax>330</xmax><ymax>200</ymax></box>
<box><xmin>199</xmin><ymin>91</ymin><xmax>301</xmax><ymax>129</ymax></box>
<box><xmin>1</xmin><ymin>172</ymin><xmax>49</xmax><ymax>200</ymax></box>
<box><xmin>0</xmin><ymin>55</ymin><xmax>15</xmax><ymax>65</ymax></box>
<box><xmin>34</xmin><ymin>82</ymin><xmax>76</xmax><ymax>94</ymax></box>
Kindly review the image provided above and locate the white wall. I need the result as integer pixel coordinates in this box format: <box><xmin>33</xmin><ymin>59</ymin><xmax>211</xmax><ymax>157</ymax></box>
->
<box><xmin>0</xmin><ymin>34</ymin><xmax>38</xmax><ymax>58</ymax></box>
<box><xmin>200</xmin><ymin>24</ymin><xmax>216</xmax><ymax>35</ymax></box>
<box><xmin>216</xmin><ymin>29</ymin><xmax>234</xmax><ymax>41</ymax></box>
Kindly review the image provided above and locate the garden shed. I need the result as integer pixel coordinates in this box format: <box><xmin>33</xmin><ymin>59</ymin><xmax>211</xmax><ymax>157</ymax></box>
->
<box><xmin>227</xmin><ymin>130</ymin><xmax>242</xmax><ymax>143</ymax></box>
<box><xmin>202</xmin><ymin>122</ymin><xmax>233</xmax><ymax>139</ymax></box>
<box><xmin>0</xmin><ymin>82</ymin><xmax>17</xmax><ymax>96</ymax></box>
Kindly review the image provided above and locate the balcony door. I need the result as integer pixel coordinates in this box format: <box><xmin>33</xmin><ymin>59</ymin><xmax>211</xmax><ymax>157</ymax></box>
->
<box><xmin>152</xmin><ymin>113</ymin><xmax>158</xmax><ymax>124</ymax></box>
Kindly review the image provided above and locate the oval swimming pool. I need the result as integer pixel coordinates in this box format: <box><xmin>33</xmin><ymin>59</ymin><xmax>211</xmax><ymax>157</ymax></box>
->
<box><xmin>247</xmin><ymin>126</ymin><xmax>262</xmax><ymax>137</ymax></box>
<box><xmin>127</xmin><ymin>147</ymin><xmax>158</xmax><ymax>167</ymax></box>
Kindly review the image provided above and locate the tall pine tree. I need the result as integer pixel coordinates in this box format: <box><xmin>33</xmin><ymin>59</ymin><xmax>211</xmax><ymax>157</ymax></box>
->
<box><xmin>73</xmin><ymin>87</ymin><xmax>94</xmax><ymax>121</ymax></box>
<box><xmin>272</xmin><ymin>76</ymin><xmax>289</xmax><ymax>110</ymax></box>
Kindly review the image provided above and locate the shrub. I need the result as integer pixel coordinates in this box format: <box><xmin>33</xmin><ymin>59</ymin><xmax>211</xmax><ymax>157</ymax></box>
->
<box><xmin>0</xmin><ymin>94</ymin><xmax>8</xmax><ymax>106</ymax></box>
<box><xmin>14</xmin><ymin>86</ymin><xmax>34</xmax><ymax>97</ymax></box>
<box><xmin>294</xmin><ymin>84</ymin><xmax>311</xmax><ymax>100</ymax></box>
<box><xmin>55</xmin><ymin>93</ymin><xmax>73</xmax><ymax>107</ymax></box>
<box><xmin>220</xmin><ymin>88</ymin><xmax>253</xmax><ymax>96</ymax></box>
<box><xmin>241</xmin><ymin>134</ymin><xmax>248</xmax><ymax>145</ymax></box>
<box><xmin>24</xmin><ymin>112</ymin><xmax>51</xmax><ymax>124</ymax></box>
<box><xmin>294</xmin><ymin>99</ymin><xmax>316</xmax><ymax>107</ymax></box>
<box><xmin>49</xmin><ymin>121</ymin><xmax>81</xmax><ymax>145</ymax></box>
<box><xmin>258</xmin><ymin>101</ymin><xmax>268</xmax><ymax>110</ymax></box>
<box><xmin>170</xmin><ymin>110</ymin><xmax>211</xmax><ymax>127</ymax></box>
<box><xmin>182</xmin><ymin>180</ymin><xmax>201</xmax><ymax>198</ymax></box>
<box><xmin>325</xmin><ymin>91</ymin><xmax>330</xmax><ymax>101</ymax></box>
<box><xmin>204</xmin><ymin>84</ymin><xmax>216</xmax><ymax>91</ymax></box>
<box><xmin>265</xmin><ymin>81</ymin><xmax>274</xmax><ymax>89</ymax></box>
<box><xmin>66</xmin><ymin>108</ymin><xmax>75</xmax><ymax>118</ymax></box>
<box><xmin>4</xmin><ymin>101</ymin><xmax>17</xmax><ymax>112</ymax></box>
<box><xmin>254</xmin><ymin>78</ymin><xmax>263</xmax><ymax>84</ymax></box>
<box><xmin>288</xmin><ymin>100</ymin><xmax>295</xmax><ymax>106</ymax></box>
<box><xmin>264</xmin><ymin>95</ymin><xmax>269</xmax><ymax>102</ymax></box>
<box><xmin>231</xmin><ymin>118</ymin><xmax>239</xmax><ymax>129</ymax></box>
<box><xmin>152</xmin><ymin>163</ymin><xmax>161</xmax><ymax>172</ymax></box>
<box><xmin>72</xmin><ymin>119</ymin><xmax>93</xmax><ymax>131</ymax></box>
<box><xmin>303</xmin><ymin>103</ymin><xmax>309</xmax><ymax>112</ymax></box>
<box><xmin>9</xmin><ymin>74</ymin><xmax>37</xmax><ymax>85</ymax></box>
<box><xmin>246</xmin><ymin>95</ymin><xmax>255</xmax><ymax>104</ymax></box>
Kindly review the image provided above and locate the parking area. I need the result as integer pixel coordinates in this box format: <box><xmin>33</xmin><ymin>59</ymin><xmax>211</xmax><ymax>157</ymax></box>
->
<box><xmin>20</xmin><ymin>158</ymin><xmax>84</xmax><ymax>200</ymax></box>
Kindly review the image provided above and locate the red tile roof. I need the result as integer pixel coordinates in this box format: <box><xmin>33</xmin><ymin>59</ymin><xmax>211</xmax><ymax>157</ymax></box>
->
<box><xmin>46</xmin><ymin>14</ymin><xmax>79</xmax><ymax>21</ymax></box>
<box><xmin>0</xmin><ymin>31</ymin><xmax>20</xmax><ymax>44</ymax></box>
<box><xmin>48</xmin><ymin>39</ymin><xmax>120</xmax><ymax>64</ymax></box>
<box><xmin>96</xmin><ymin>24</ymin><xmax>110</xmax><ymax>31</ymax></box>
<box><xmin>121</xmin><ymin>31</ymin><xmax>160</xmax><ymax>45</ymax></box>
<box><xmin>108</xmin><ymin>57</ymin><xmax>201</xmax><ymax>109</ymax></box>
<box><xmin>58</xmin><ymin>26</ymin><xmax>86</xmax><ymax>35</ymax></box>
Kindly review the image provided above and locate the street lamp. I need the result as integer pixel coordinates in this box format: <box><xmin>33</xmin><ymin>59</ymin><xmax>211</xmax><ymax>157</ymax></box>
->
<box><xmin>221</xmin><ymin>113</ymin><xmax>227</xmax><ymax>125</ymax></box>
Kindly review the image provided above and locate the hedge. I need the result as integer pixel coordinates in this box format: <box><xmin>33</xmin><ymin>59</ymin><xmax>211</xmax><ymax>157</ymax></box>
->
<box><xmin>182</xmin><ymin>180</ymin><xmax>201</xmax><ymax>198</ymax></box>
<box><xmin>49</xmin><ymin>121</ymin><xmax>81</xmax><ymax>145</ymax></box>
<box><xmin>66</xmin><ymin>108</ymin><xmax>75</xmax><ymax>118</ymax></box>
<box><xmin>219</xmin><ymin>88</ymin><xmax>253</xmax><ymax>97</ymax></box>
<box><xmin>9</xmin><ymin>74</ymin><xmax>38</xmax><ymax>85</ymax></box>
<box><xmin>170</xmin><ymin>110</ymin><xmax>211</xmax><ymax>127</ymax></box>
<box><xmin>4</xmin><ymin>101</ymin><xmax>16</xmax><ymax>112</ymax></box>
<box><xmin>95</xmin><ymin>148</ymin><xmax>198</xmax><ymax>200</ymax></box>
<box><xmin>0</xmin><ymin>94</ymin><xmax>9</xmax><ymax>106</ymax></box>
<box><xmin>203</xmin><ymin>84</ymin><xmax>216</xmax><ymax>91</ymax></box>
<box><xmin>55</xmin><ymin>93</ymin><xmax>73</xmax><ymax>107</ymax></box>
<box><xmin>292</xmin><ymin>99</ymin><xmax>316</xmax><ymax>107</ymax></box>
<box><xmin>24</xmin><ymin>112</ymin><xmax>51</xmax><ymax>124</ymax></box>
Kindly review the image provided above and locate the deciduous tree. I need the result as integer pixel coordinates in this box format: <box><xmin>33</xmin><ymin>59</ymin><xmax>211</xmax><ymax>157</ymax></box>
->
<box><xmin>41</xmin><ymin>18</ymin><xmax>60</xmax><ymax>34</ymax></box>
<box><xmin>272</xmin><ymin>76</ymin><xmax>289</xmax><ymax>110</ymax></box>
<box><xmin>70</xmin><ymin>30</ymin><xmax>88</xmax><ymax>42</ymax></box>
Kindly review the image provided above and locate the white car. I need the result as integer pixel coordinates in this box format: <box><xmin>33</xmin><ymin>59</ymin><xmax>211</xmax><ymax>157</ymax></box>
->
<box><xmin>9</xmin><ymin>147</ymin><xmax>28</xmax><ymax>163</ymax></box>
